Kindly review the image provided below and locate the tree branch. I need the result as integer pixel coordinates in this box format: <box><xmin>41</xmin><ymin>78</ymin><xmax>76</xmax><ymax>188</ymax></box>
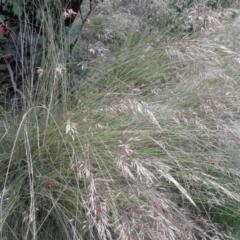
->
<box><xmin>70</xmin><ymin>0</ymin><xmax>98</xmax><ymax>54</ymax></box>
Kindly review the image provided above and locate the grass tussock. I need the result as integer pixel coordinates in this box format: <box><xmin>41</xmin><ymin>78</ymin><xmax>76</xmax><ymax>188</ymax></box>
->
<box><xmin>1</xmin><ymin>0</ymin><xmax>240</xmax><ymax>239</ymax></box>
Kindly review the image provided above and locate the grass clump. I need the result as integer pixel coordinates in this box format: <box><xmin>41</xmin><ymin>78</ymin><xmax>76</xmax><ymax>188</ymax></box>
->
<box><xmin>1</xmin><ymin>1</ymin><xmax>240</xmax><ymax>239</ymax></box>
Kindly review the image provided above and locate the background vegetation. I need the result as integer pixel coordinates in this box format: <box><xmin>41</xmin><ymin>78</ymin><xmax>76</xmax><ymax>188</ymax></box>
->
<box><xmin>1</xmin><ymin>0</ymin><xmax>240</xmax><ymax>239</ymax></box>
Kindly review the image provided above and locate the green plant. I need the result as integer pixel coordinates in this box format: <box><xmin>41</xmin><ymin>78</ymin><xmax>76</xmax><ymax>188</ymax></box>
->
<box><xmin>1</xmin><ymin>1</ymin><xmax>240</xmax><ymax>239</ymax></box>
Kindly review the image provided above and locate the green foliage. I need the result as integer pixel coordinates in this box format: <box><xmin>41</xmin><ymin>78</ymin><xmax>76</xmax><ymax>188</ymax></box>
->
<box><xmin>219</xmin><ymin>0</ymin><xmax>239</xmax><ymax>7</ymax></box>
<box><xmin>1</xmin><ymin>0</ymin><xmax>240</xmax><ymax>239</ymax></box>
<box><xmin>4</xmin><ymin>0</ymin><xmax>25</xmax><ymax>17</ymax></box>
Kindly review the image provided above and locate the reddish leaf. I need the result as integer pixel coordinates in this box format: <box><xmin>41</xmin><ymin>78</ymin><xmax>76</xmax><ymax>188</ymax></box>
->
<box><xmin>0</xmin><ymin>26</ymin><xmax>4</xmax><ymax>38</ymax></box>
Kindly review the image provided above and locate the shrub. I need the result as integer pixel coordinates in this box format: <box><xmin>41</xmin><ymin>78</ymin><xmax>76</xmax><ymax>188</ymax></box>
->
<box><xmin>1</xmin><ymin>0</ymin><xmax>240</xmax><ymax>239</ymax></box>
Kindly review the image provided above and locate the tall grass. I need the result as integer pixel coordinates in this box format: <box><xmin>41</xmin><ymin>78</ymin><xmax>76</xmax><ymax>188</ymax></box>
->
<box><xmin>1</xmin><ymin>0</ymin><xmax>240</xmax><ymax>239</ymax></box>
